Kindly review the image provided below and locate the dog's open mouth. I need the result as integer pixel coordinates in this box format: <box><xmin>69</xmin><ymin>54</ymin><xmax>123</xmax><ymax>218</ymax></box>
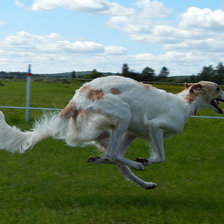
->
<box><xmin>211</xmin><ymin>98</ymin><xmax>224</xmax><ymax>114</ymax></box>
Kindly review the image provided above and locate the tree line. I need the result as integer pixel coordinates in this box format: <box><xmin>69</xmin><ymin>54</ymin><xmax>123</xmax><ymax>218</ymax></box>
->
<box><xmin>77</xmin><ymin>64</ymin><xmax>170</xmax><ymax>82</ymax></box>
<box><xmin>79</xmin><ymin>62</ymin><xmax>224</xmax><ymax>84</ymax></box>
<box><xmin>189</xmin><ymin>63</ymin><xmax>224</xmax><ymax>84</ymax></box>
<box><xmin>1</xmin><ymin>62</ymin><xmax>224</xmax><ymax>84</ymax></box>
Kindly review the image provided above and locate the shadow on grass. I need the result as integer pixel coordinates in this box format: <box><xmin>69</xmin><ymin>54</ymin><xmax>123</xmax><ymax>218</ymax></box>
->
<box><xmin>42</xmin><ymin>189</ymin><xmax>223</xmax><ymax>214</ymax></box>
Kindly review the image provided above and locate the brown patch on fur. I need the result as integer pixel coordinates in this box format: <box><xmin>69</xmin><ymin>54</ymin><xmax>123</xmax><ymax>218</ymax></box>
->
<box><xmin>184</xmin><ymin>83</ymin><xmax>194</xmax><ymax>89</ymax></box>
<box><xmin>59</xmin><ymin>101</ymin><xmax>79</xmax><ymax>119</ymax></box>
<box><xmin>79</xmin><ymin>85</ymin><xmax>104</xmax><ymax>101</ymax></box>
<box><xmin>183</xmin><ymin>83</ymin><xmax>202</xmax><ymax>103</ymax></box>
<box><xmin>185</xmin><ymin>91</ymin><xmax>200</xmax><ymax>103</ymax></box>
<box><xmin>87</xmin><ymin>89</ymin><xmax>104</xmax><ymax>101</ymax></box>
<box><xmin>190</xmin><ymin>84</ymin><xmax>202</xmax><ymax>93</ymax></box>
<box><xmin>184</xmin><ymin>94</ymin><xmax>195</xmax><ymax>103</ymax></box>
<box><xmin>139</xmin><ymin>82</ymin><xmax>152</xmax><ymax>90</ymax></box>
<box><xmin>79</xmin><ymin>85</ymin><xmax>91</xmax><ymax>93</ymax></box>
<box><xmin>72</xmin><ymin>107</ymin><xmax>82</xmax><ymax>120</ymax></box>
<box><xmin>110</xmin><ymin>88</ymin><xmax>121</xmax><ymax>95</ymax></box>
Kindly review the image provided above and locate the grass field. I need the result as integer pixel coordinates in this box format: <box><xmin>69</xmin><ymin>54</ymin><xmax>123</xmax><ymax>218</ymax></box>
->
<box><xmin>0</xmin><ymin>80</ymin><xmax>224</xmax><ymax>224</ymax></box>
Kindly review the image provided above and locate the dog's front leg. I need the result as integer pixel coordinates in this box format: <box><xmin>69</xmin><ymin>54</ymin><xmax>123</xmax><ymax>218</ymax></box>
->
<box><xmin>147</xmin><ymin>124</ymin><xmax>165</xmax><ymax>165</ymax></box>
<box><xmin>136</xmin><ymin>123</ymin><xmax>165</xmax><ymax>166</ymax></box>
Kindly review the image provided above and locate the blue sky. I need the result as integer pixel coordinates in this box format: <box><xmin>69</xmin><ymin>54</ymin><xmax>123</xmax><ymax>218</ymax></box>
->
<box><xmin>1</xmin><ymin>0</ymin><xmax>224</xmax><ymax>75</ymax></box>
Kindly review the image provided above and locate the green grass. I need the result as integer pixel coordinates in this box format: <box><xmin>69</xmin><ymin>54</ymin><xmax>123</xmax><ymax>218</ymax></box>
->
<box><xmin>0</xmin><ymin>80</ymin><xmax>224</xmax><ymax>223</ymax></box>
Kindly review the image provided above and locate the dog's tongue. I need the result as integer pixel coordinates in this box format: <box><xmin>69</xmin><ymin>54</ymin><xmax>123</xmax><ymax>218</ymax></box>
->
<box><xmin>212</xmin><ymin>99</ymin><xmax>224</xmax><ymax>114</ymax></box>
<box><xmin>213</xmin><ymin>99</ymin><xmax>219</xmax><ymax>106</ymax></box>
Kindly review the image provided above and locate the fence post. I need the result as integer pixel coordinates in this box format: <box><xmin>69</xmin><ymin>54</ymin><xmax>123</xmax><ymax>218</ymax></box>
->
<box><xmin>25</xmin><ymin>64</ymin><xmax>31</xmax><ymax>122</ymax></box>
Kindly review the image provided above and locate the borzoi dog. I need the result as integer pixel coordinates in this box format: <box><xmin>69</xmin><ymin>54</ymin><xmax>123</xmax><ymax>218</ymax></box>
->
<box><xmin>0</xmin><ymin>76</ymin><xmax>223</xmax><ymax>189</ymax></box>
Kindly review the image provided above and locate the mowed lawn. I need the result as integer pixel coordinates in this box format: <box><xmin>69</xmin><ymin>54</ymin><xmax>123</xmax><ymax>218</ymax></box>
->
<box><xmin>0</xmin><ymin>79</ymin><xmax>223</xmax><ymax>224</ymax></box>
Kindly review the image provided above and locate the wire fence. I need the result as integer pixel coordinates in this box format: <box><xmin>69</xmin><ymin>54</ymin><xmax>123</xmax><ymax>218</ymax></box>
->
<box><xmin>0</xmin><ymin>106</ymin><xmax>61</xmax><ymax>111</ymax></box>
<box><xmin>0</xmin><ymin>105</ymin><xmax>224</xmax><ymax>121</ymax></box>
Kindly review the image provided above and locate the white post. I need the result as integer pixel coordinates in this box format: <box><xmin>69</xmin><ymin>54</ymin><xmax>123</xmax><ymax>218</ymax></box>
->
<box><xmin>26</xmin><ymin>64</ymin><xmax>31</xmax><ymax>122</ymax></box>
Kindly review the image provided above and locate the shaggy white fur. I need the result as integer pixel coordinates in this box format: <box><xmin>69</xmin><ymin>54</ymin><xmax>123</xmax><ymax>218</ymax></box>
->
<box><xmin>0</xmin><ymin>112</ymin><xmax>67</xmax><ymax>153</ymax></box>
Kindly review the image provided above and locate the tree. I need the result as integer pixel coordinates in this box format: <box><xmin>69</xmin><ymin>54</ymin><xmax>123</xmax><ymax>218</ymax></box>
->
<box><xmin>158</xmin><ymin>66</ymin><xmax>169</xmax><ymax>79</ymax></box>
<box><xmin>122</xmin><ymin>63</ymin><xmax>129</xmax><ymax>77</ymax></box>
<box><xmin>89</xmin><ymin>69</ymin><xmax>104</xmax><ymax>79</ymax></box>
<box><xmin>82</xmin><ymin>69</ymin><xmax>104</xmax><ymax>80</ymax></box>
<box><xmin>71</xmin><ymin>70</ymin><xmax>76</xmax><ymax>79</ymax></box>
<box><xmin>141</xmin><ymin>67</ymin><xmax>155</xmax><ymax>81</ymax></box>
<box><xmin>198</xmin><ymin>65</ymin><xmax>216</xmax><ymax>81</ymax></box>
<box><xmin>216</xmin><ymin>62</ymin><xmax>224</xmax><ymax>84</ymax></box>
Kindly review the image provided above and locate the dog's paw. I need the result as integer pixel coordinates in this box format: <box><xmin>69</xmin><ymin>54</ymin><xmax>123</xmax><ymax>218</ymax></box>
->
<box><xmin>87</xmin><ymin>156</ymin><xmax>100</xmax><ymax>164</ymax></box>
<box><xmin>87</xmin><ymin>156</ymin><xmax>115</xmax><ymax>164</ymax></box>
<box><xmin>132</xmin><ymin>161</ymin><xmax>145</xmax><ymax>171</ymax></box>
<box><xmin>145</xmin><ymin>182</ymin><xmax>157</xmax><ymax>190</ymax></box>
<box><xmin>134</xmin><ymin>158</ymin><xmax>149</xmax><ymax>166</ymax></box>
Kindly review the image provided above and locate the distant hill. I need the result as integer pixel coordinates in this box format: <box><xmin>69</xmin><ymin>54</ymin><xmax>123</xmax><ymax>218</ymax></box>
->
<box><xmin>0</xmin><ymin>71</ymin><xmax>93</xmax><ymax>78</ymax></box>
<box><xmin>33</xmin><ymin>71</ymin><xmax>92</xmax><ymax>78</ymax></box>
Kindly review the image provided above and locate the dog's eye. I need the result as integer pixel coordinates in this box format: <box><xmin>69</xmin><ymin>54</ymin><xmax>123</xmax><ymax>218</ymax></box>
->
<box><xmin>217</xmin><ymin>87</ymin><xmax>221</xmax><ymax>91</ymax></box>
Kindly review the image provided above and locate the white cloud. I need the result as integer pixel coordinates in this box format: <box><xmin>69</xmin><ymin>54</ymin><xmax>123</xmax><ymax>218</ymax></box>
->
<box><xmin>180</xmin><ymin>7</ymin><xmax>224</xmax><ymax>30</ymax></box>
<box><xmin>0</xmin><ymin>30</ymin><xmax>223</xmax><ymax>76</ymax></box>
<box><xmin>104</xmin><ymin>46</ymin><xmax>127</xmax><ymax>54</ymax></box>
<box><xmin>17</xmin><ymin>0</ymin><xmax>134</xmax><ymax>17</ymax></box>
<box><xmin>131</xmin><ymin>50</ymin><xmax>223</xmax><ymax>75</ymax></box>
<box><xmin>14</xmin><ymin>0</ymin><xmax>26</xmax><ymax>8</ymax></box>
<box><xmin>110</xmin><ymin>5</ymin><xmax>224</xmax><ymax>55</ymax></box>
<box><xmin>107</xmin><ymin>0</ymin><xmax>171</xmax><ymax>33</ymax></box>
<box><xmin>20</xmin><ymin>0</ymin><xmax>223</xmax><ymax>56</ymax></box>
<box><xmin>135</xmin><ymin>0</ymin><xmax>172</xmax><ymax>18</ymax></box>
<box><xmin>2</xmin><ymin>31</ymin><xmax>127</xmax><ymax>54</ymax></box>
<box><xmin>0</xmin><ymin>31</ymin><xmax>128</xmax><ymax>73</ymax></box>
<box><xmin>15</xmin><ymin>0</ymin><xmax>170</xmax><ymax>19</ymax></box>
<box><xmin>31</xmin><ymin>0</ymin><xmax>105</xmax><ymax>12</ymax></box>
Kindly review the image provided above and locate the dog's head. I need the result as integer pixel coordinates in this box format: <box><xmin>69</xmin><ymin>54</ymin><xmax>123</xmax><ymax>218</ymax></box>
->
<box><xmin>185</xmin><ymin>81</ymin><xmax>224</xmax><ymax>114</ymax></box>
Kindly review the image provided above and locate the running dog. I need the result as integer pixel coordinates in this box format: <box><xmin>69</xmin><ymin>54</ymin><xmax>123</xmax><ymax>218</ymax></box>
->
<box><xmin>0</xmin><ymin>76</ymin><xmax>223</xmax><ymax>189</ymax></box>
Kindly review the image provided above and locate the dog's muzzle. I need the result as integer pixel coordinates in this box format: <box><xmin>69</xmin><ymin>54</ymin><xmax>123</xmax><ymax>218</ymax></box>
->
<box><xmin>211</xmin><ymin>98</ymin><xmax>224</xmax><ymax>114</ymax></box>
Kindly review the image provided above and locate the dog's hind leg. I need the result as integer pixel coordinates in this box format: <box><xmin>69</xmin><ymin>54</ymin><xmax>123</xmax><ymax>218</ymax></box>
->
<box><xmin>105</xmin><ymin>109</ymin><xmax>144</xmax><ymax>171</ymax></box>
<box><xmin>88</xmin><ymin>132</ymin><xmax>135</xmax><ymax>165</ymax></box>
<box><xmin>87</xmin><ymin>131</ymin><xmax>114</xmax><ymax>164</ymax></box>
<box><xmin>88</xmin><ymin>103</ymin><xmax>144</xmax><ymax>170</ymax></box>
<box><xmin>116</xmin><ymin>133</ymin><xmax>156</xmax><ymax>189</ymax></box>
<box><xmin>118</xmin><ymin>164</ymin><xmax>157</xmax><ymax>189</ymax></box>
<box><xmin>88</xmin><ymin>131</ymin><xmax>156</xmax><ymax>189</ymax></box>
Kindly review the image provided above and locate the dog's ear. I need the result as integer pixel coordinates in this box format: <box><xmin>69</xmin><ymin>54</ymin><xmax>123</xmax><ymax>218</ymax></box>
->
<box><xmin>189</xmin><ymin>83</ymin><xmax>202</xmax><ymax>93</ymax></box>
<box><xmin>184</xmin><ymin>83</ymin><xmax>194</xmax><ymax>89</ymax></box>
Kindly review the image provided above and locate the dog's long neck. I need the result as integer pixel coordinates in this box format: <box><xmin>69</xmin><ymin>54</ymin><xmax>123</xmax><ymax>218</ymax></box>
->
<box><xmin>177</xmin><ymin>88</ymin><xmax>202</xmax><ymax>117</ymax></box>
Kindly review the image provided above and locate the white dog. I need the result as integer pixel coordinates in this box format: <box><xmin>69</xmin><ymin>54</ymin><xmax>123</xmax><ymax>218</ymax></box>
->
<box><xmin>0</xmin><ymin>76</ymin><xmax>224</xmax><ymax>189</ymax></box>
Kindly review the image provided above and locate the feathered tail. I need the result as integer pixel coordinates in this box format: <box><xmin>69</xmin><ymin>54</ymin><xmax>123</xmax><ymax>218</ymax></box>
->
<box><xmin>0</xmin><ymin>111</ymin><xmax>68</xmax><ymax>153</ymax></box>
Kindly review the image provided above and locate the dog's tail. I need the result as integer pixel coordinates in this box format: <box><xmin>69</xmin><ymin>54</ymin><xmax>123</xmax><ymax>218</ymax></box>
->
<box><xmin>0</xmin><ymin>111</ymin><xmax>68</xmax><ymax>153</ymax></box>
